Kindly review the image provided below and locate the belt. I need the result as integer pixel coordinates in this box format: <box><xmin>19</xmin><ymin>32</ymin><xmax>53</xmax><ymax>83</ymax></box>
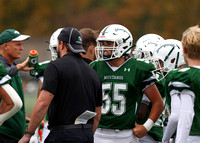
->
<box><xmin>50</xmin><ymin>124</ymin><xmax>93</xmax><ymax>131</ymax></box>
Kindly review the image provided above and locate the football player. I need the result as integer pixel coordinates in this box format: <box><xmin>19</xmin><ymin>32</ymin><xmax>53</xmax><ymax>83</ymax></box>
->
<box><xmin>134</xmin><ymin>34</ymin><xmax>165</xmax><ymax>143</ymax></box>
<box><xmin>90</xmin><ymin>24</ymin><xmax>164</xmax><ymax>143</ymax></box>
<box><xmin>138</xmin><ymin>38</ymin><xmax>185</xmax><ymax>143</ymax></box>
<box><xmin>162</xmin><ymin>25</ymin><xmax>200</xmax><ymax>143</ymax></box>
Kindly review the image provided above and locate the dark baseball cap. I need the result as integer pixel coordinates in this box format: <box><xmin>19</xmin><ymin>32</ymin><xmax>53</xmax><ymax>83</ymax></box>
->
<box><xmin>58</xmin><ymin>27</ymin><xmax>86</xmax><ymax>54</ymax></box>
<box><xmin>0</xmin><ymin>29</ymin><xmax>30</xmax><ymax>45</ymax></box>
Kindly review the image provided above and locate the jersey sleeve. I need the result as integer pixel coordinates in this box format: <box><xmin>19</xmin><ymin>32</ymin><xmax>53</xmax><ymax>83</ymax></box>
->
<box><xmin>42</xmin><ymin>62</ymin><xmax>59</xmax><ymax>95</ymax></box>
<box><xmin>140</xmin><ymin>61</ymin><xmax>156</xmax><ymax>92</ymax></box>
<box><xmin>33</xmin><ymin>61</ymin><xmax>50</xmax><ymax>78</ymax></box>
<box><xmin>168</xmin><ymin>68</ymin><xmax>191</xmax><ymax>93</ymax></box>
<box><xmin>89</xmin><ymin>60</ymin><xmax>97</xmax><ymax>69</ymax></box>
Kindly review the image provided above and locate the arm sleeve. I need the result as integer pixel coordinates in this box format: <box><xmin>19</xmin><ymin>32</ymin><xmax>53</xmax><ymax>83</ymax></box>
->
<box><xmin>6</xmin><ymin>65</ymin><xmax>18</xmax><ymax>77</ymax></box>
<box><xmin>141</xmin><ymin>62</ymin><xmax>156</xmax><ymax>92</ymax></box>
<box><xmin>162</xmin><ymin>90</ymin><xmax>181</xmax><ymax>142</ymax></box>
<box><xmin>42</xmin><ymin>63</ymin><xmax>58</xmax><ymax>95</ymax></box>
<box><xmin>175</xmin><ymin>90</ymin><xmax>194</xmax><ymax>143</ymax></box>
<box><xmin>0</xmin><ymin>84</ymin><xmax>22</xmax><ymax>123</ymax></box>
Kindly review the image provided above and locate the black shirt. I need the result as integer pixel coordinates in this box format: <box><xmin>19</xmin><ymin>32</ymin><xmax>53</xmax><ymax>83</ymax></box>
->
<box><xmin>42</xmin><ymin>53</ymin><xmax>102</xmax><ymax>129</ymax></box>
<box><xmin>82</xmin><ymin>57</ymin><xmax>92</xmax><ymax>64</ymax></box>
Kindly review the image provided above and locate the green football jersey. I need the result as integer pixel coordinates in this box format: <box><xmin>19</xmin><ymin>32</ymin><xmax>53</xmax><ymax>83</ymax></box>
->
<box><xmin>166</xmin><ymin>67</ymin><xmax>200</xmax><ymax>136</ymax></box>
<box><xmin>0</xmin><ymin>69</ymin><xmax>26</xmax><ymax>140</ymax></box>
<box><xmin>0</xmin><ymin>61</ymin><xmax>10</xmax><ymax>85</ymax></box>
<box><xmin>90</xmin><ymin>58</ymin><xmax>156</xmax><ymax>130</ymax></box>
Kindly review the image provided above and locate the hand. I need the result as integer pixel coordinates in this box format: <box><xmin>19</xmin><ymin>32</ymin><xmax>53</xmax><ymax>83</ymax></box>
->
<box><xmin>133</xmin><ymin>123</ymin><xmax>148</xmax><ymax>138</ymax></box>
<box><xmin>18</xmin><ymin>134</ymin><xmax>31</xmax><ymax>143</ymax></box>
<box><xmin>16</xmin><ymin>57</ymin><xmax>34</xmax><ymax>71</ymax></box>
<box><xmin>26</xmin><ymin>116</ymin><xmax>31</xmax><ymax>123</ymax></box>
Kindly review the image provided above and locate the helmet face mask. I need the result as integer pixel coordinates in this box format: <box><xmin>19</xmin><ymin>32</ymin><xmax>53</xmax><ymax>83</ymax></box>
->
<box><xmin>96</xmin><ymin>41</ymin><xmax>118</xmax><ymax>60</ymax></box>
<box><xmin>95</xmin><ymin>24</ymin><xmax>133</xmax><ymax>61</ymax></box>
<box><xmin>49</xmin><ymin>46</ymin><xmax>57</xmax><ymax>61</ymax></box>
<box><xmin>49</xmin><ymin>28</ymin><xmax>63</xmax><ymax>61</ymax></box>
<box><xmin>133</xmin><ymin>50</ymin><xmax>154</xmax><ymax>61</ymax></box>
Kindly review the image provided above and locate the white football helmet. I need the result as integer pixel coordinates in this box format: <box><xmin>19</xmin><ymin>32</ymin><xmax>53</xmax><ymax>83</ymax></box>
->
<box><xmin>49</xmin><ymin>28</ymin><xmax>63</xmax><ymax>61</ymax></box>
<box><xmin>95</xmin><ymin>24</ymin><xmax>133</xmax><ymax>61</ymax></box>
<box><xmin>152</xmin><ymin>39</ymin><xmax>185</xmax><ymax>80</ymax></box>
<box><xmin>132</xmin><ymin>34</ymin><xmax>164</xmax><ymax>61</ymax></box>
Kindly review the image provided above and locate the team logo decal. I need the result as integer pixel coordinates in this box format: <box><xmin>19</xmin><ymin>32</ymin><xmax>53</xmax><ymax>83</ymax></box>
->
<box><xmin>31</xmin><ymin>58</ymin><xmax>37</xmax><ymax>64</ymax></box>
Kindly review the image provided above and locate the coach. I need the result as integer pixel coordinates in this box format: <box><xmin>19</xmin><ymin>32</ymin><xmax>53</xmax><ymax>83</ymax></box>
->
<box><xmin>19</xmin><ymin>27</ymin><xmax>102</xmax><ymax>143</ymax></box>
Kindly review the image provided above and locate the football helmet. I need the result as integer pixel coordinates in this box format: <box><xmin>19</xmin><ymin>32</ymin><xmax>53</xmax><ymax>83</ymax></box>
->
<box><xmin>132</xmin><ymin>34</ymin><xmax>164</xmax><ymax>61</ymax></box>
<box><xmin>152</xmin><ymin>39</ymin><xmax>185</xmax><ymax>80</ymax></box>
<box><xmin>49</xmin><ymin>28</ymin><xmax>63</xmax><ymax>61</ymax></box>
<box><xmin>95</xmin><ymin>24</ymin><xmax>133</xmax><ymax>61</ymax></box>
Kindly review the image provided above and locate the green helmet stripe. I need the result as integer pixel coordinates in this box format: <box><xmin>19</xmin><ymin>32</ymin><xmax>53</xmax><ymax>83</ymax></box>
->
<box><xmin>164</xmin><ymin>46</ymin><xmax>175</xmax><ymax>61</ymax></box>
<box><xmin>102</xmin><ymin>26</ymin><xmax>110</xmax><ymax>35</ymax></box>
<box><xmin>175</xmin><ymin>52</ymin><xmax>180</xmax><ymax>68</ymax></box>
<box><xmin>123</xmin><ymin>35</ymin><xmax>130</xmax><ymax>43</ymax></box>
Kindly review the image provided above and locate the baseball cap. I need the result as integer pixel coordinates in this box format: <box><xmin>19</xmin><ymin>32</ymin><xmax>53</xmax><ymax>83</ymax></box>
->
<box><xmin>0</xmin><ymin>29</ymin><xmax>30</xmax><ymax>45</ymax></box>
<box><xmin>58</xmin><ymin>27</ymin><xmax>86</xmax><ymax>54</ymax></box>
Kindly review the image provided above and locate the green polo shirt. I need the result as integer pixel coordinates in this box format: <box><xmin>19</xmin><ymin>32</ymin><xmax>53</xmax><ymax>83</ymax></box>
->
<box><xmin>0</xmin><ymin>56</ymin><xmax>26</xmax><ymax>141</ymax></box>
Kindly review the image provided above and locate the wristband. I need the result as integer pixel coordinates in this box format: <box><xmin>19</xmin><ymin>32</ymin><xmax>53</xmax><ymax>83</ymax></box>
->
<box><xmin>25</xmin><ymin>127</ymin><xmax>35</xmax><ymax>136</ymax></box>
<box><xmin>143</xmin><ymin>118</ymin><xmax>154</xmax><ymax>132</ymax></box>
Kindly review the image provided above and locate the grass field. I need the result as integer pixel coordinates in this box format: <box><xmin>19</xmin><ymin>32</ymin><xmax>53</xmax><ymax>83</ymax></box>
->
<box><xmin>24</xmin><ymin>94</ymin><xmax>38</xmax><ymax>117</ymax></box>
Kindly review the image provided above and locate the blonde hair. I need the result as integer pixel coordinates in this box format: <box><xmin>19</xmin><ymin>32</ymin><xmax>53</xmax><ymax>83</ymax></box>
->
<box><xmin>182</xmin><ymin>25</ymin><xmax>200</xmax><ymax>59</ymax></box>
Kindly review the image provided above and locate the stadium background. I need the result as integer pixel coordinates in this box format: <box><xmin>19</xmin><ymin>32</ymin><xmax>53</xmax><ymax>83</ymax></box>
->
<box><xmin>0</xmin><ymin>0</ymin><xmax>200</xmax><ymax>117</ymax></box>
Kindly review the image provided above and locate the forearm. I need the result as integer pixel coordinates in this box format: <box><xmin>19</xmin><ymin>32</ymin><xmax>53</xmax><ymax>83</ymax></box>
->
<box><xmin>142</xmin><ymin>101</ymin><xmax>163</xmax><ymax>133</ymax></box>
<box><xmin>162</xmin><ymin>92</ymin><xmax>181</xmax><ymax>142</ymax></box>
<box><xmin>144</xmin><ymin>84</ymin><xmax>164</xmax><ymax>123</ymax></box>
<box><xmin>16</xmin><ymin>57</ymin><xmax>34</xmax><ymax>72</ymax></box>
<box><xmin>137</xmin><ymin>103</ymin><xmax>149</xmax><ymax>122</ymax></box>
<box><xmin>175</xmin><ymin>91</ymin><xmax>194</xmax><ymax>143</ymax></box>
<box><xmin>148</xmin><ymin>98</ymin><xmax>164</xmax><ymax>123</ymax></box>
<box><xmin>162</xmin><ymin>114</ymin><xmax>179</xmax><ymax>142</ymax></box>
<box><xmin>19</xmin><ymin>90</ymin><xmax>53</xmax><ymax>143</ymax></box>
<box><xmin>0</xmin><ymin>84</ymin><xmax>22</xmax><ymax>123</ymax></box>
<box><xmin>27</xmin><ymin>90</ymin><xmax>53</xmax><ymax>133</ymax></box>
<box><xmin>27</xmin><ymin>100</ymin><xmax>49</xmax><ymax>133</ymax></box>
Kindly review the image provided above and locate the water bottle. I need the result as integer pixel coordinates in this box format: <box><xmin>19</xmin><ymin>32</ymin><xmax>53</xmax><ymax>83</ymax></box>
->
<box><xmin>29</xmin><ymin>50</ymin><xmax>38</xmax><ymax>76</ymax></box>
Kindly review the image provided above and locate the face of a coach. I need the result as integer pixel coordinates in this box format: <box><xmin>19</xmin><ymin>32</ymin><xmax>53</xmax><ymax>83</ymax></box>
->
<box><xmin>57</xmin><ymin>40</ymin><xmax>68</xmax><ymax>58</ymax></box>
<box><xmin>0</xmin><ymin>41</ymin><xmax>24</xmax><ymax>64</ymax></box>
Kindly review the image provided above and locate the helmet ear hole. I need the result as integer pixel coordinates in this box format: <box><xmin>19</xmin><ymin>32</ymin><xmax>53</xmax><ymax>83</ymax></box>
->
<box><xmin>141</xmin><ymin>53</ymin><xmax>145</xmax><ymax>58</ymax></box>
<box><xmin>171</xmin><ymin>58</ymin><xmax>175</xmax><ymax>63</ymax></box>
<box><xmin>53</xmin><ymin>47</ymin><xmax>57</xmax><ymax>50</ymax></box>
<box><xmin>150</xmin><ymin>52</ymin><xmax>153</xmax><ymax>57</ymax></box>
<box><xmin>123</xmin><ymin>46</ymin><xmax>128</xmax><ymax>50</ymax></box>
